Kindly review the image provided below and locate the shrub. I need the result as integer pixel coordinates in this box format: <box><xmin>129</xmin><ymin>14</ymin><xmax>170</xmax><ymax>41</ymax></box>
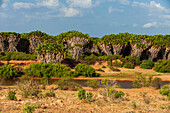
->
<box><xmin>22</xmin><ymin>104</ymin><xmax>37</xmax><ymax>113</ymax></box>
<box><xmin>159</xmin><ymin>84</ymin><xmax>170</xmax><ymax>97</ymax></box>
<box><xmin>95</xmin><ymin>68</ymin><xmax>105</xmax><ymax>72</ymax></box>
<box><xmin>140</xmin><ymin>60</ymin><xmax>154</xmax><ymax>69</ymax></box>
<box><xmin>124</xmin><ymin>56</ymin><xmax>140</xmax><ymax>66</ymax></box>
<box><xmin>114</xmin><ymin>91</ymin><xmax>125</xmax><ymax>98</ymax></box>
<box><xmin>87</xmin><ymin>80</ymin><xmax>100</xmax><ymax>90</ymax></box>
<box><xmin>16</xmin><ymin>79</ymin><xmax>41</xmax><ymax>98</ymax></box>
<box><xmin>0</xmin><ymin>65</ymin><xmax>18</xmax><ymax>80</ymax></box>
<box><xmin>24</xmin><ymin>62</ymin><xmax>74</xmax><ymax>78</ymax></box>
<box><xmin>109</xmin><ymin>66</ymin><xmax>120</xmax><ymax>71</ymax></box>
<box><xmin>78</xmin><ymin>89</ymin><xmax>93</xmax><ymax>101</ymax></box>
<box><xmin>7</xmin><ymin>90</ymin><xmax>17</xmax><ymax>100</ymax></box>
<box><xmin>74</xmin><ymin>63</ymin><xmax>98</xmax><ymax>77</ymax></box>
<box><xmin>151</xmin><ymin>77</ymin><xmax>162</xmax><ymax>89</ymax></box>
<box><xmin>57</xmin><ymin>77</ymin><xmax>82</xmax><ymax>91</ymax></box>
<box><xmin>123</xmin><ymin>62</ymin><xmax>134</xmax><ymax>69</ymax></box>
<box><xmin>84</xmin><ymin>54</ymin><xmax>98</xmax><ymax>65</ymax></box>
<box><xmin>112</xmin><ymin>61</ymin><xmax>122</xmax><ymax>67</ymax></box>
<box><xmin>102</xmin><ymin>65</ymin><xmax>106</xmax><ymax>68</ymax></box>
<box><xmin>154</xmin><ymin>59</ymin><xmax>170</xmax><ymax>73</ymax></box>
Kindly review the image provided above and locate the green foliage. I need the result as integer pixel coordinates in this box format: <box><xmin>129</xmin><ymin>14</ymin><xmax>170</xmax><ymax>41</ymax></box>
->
<box><xmin>57</xmin><ymin>30</ymin><xmax>89</xmax><ymax>40</ymax></box>
<box><xmin>22</xmin><ymin>104</ymin><xmax>37</xmax><ymax>113</ymax></box>
<box><xmin>87</xmin><ymin>80</ymin><xmax>100</xmax><ymax>90</ymax></box>
<box><xmin>124</xmin><ymin>56</ymin><xmax>140</xmax><ymax>66</ymax></box>
<box><xmin>24</xmin><ymin>62</ymin><xmax>74</xmax><ymax>78</ymax></box>
<box><xmin>123</xmin><ymin>62</ymin><xmax>135</xmax><ymax>69</ymax></box>
<box><xmin>36</xmin><ymin>40</ymin><xmax>66</xmax><ymax>55</ymax></box>
<box><xmin>0</xmin><ymin>52</ymin><xmax>36</xmax><ymax>61</ymax></box>
<box><xmin>151</xmin><ymin>77</ymin><xmax>162</xmax><ymax>89</ymax></box>
<box><xmin>78</xmin><ymin>89</ymin><xmax>93</xmax><ymax>101</ymax></box>
<box><xmin>102</xmin><ymin>65</ymin><xmax>106</xmax><ymax>68</ymax></box>
<box><xmin>133</xmin><ymin>75</ymin><xmax>162</xmax><ymax>89</ymax></box>
<box><xmin>154</xmin><ymin>59</ymin><xmax>170</xmax><ymax>73</ymax></box>
<box><xmin>7</xmin><ymin>89</ymin><xmax>17</xmax><ymax>100</ymax></box>
<box><xmin>140</xmin><ymin>60</ymin><xmax>154</xmax><ymax>69</ymax></box>
<box><xmin>112</xmin><ymin>61</ymin><xmax>122</xmax><ymax>67</ymax></box>
<box><xmin>84</xmin><ymin>54</ymin><xmax>98</xmax><ymax>65</ymax></box>
<box><xmin>0</xmin><ymin>64</ymin><xmax>18</xmax><ymax>79</ymax></box>
<box><xmin>159</xmin><ymin>84</ymin><xmax>170</xmax><ymax>97</ymax></box>
<box><xmin>57</xmin><ymin>77</ymin><xmax>82</xmax><ymax>91</ymax></box>
<box><xmin>44</xmin><ymin>89</ymin><xmax>55</xmax><ymax>97</ymax></box>
<box><xmin>109</xmin><ymin>66</ymin><xmax>120</xmax><ymax>71</ymax></box>
<box><xmin>74</xmin><ymin>63</ymin><xmax>98</xmax><ymax>77</ymax></box>
<box><xmin>114</xmin><ymin>91</ymin><xmax>125</xmax><ymax>98</ymax></box>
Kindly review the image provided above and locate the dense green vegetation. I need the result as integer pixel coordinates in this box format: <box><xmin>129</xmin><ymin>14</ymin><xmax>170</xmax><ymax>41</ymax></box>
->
<box><xmin>0</xmin><ymin>52</ymin><xmax>36</xmax><ymax>61</ymax></box>
<box><xmin>74</xmin><ymin>63</ymin><xmax>98</xmax><ymax>77</ymax></box>
<box><xmin>0</xmin><ymin>64</ymin><xmax>18</xmax><ymax>79</ymax></box>
<box><xmin>154</xmin><ymin>59</ymin><xmax>170</xmax><ymax>73</ymax></box>
<box><xmin>159</xmin><ymin>84</ymin><xmax>170</xmax><ymax>99</ymax></box>
<box><xmin>24</xmin><ymin>62</ymin><xmax>74</xmax><ymax>78</ymax></box>
<box><xmin>140</xmin><ymin>60</ymin><xmax>155</xmax><ymax>69</ymax></box>
<box><xmin>123</xmin><ymin>62</ymin><xmax>135</xmax><ymax>69</ymax></box>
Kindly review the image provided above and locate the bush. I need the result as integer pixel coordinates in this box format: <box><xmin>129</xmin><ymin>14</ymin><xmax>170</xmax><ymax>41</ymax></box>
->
<box><xmin>154</xmin><ymin>60</ymin><xmax>170</xmax><ymax>73</ymax></box>
<box><xmin>140</xmin><ymin>60</ymin><xmax>154</xmax><ymax>69</ymax></box>
<box><xmin>114</xmin><ymin>91</ymin><xmax>125</xmax><ymax>98</ymax></box>
<box><xmin>78</xmin><ymin>89</ymin><xmax>93</xmax><ymax>101</ymax></box>
<box><xmin>57</xmin><ymin>77</ymin><xmax>82</xmax><ymax>91</ymax></box>
<box><xmin>123</xmin><ymin>62</ymin><xmax>134</xmax><ymax>69</ymax></box>
<box><xmin>87</xmin><ymin>80</ymin><xmax>100</xmax><ymax>90</ymax></box>
<box><xmin>0</xmin><ymin>65</ymin><xmax>18</xmax><ymax>80</ymax></box>
<box><xmin>74</xmin><ymin>63</ymin><xmax>98</xmax><ymax>77</ymax></box>
<box><xmin>16</xmin><ymin>79</ymin><xmax>41</xmax><ymax>98</ymax></box>
<box><xmin>44</xmin><ymin>89</ymin><xmax>55</xmax><ymax>97</ymax></box>
<box><xmin>109</xmin><ymin>66</ymin><xmax>120</xmax><ymax>71</ymax></box>
<box><xmin>159</xmin><ymin>84</ymin><xmax>170</xmax><ymax>96</ymax></box>
<box><xmin>151</xmin><ymin>77</ymin><xmax>162</xmax><ymax>89</ymax></box>
<box><xmin>124</xmin><ymin>56</ymin><xmax>140</xmax><ymax>66</ymax></box>
<box><xmin>102</xmin><ymin>65</ymin><xmax>106</xmax><ymax>68</ymax></box>
<box><xmin>22</xmin><ymin>104</ymin><xmax>37</xmax><ymax>113</ymax></box>
<box><xmin>24</xmin><ymin>62</ymin><xmax>74</xmax><ymax>78</ymax></box>
<box><xmin>7</xmin><ymin>90</ymin><xmax>17</xmax><ymax>100</ymax></box>
<box><xmin>112</xmin><ymin>61</ymin><xmax>122</xmax><ymax>67</ymax></box>
<box><xmin>84</xmin><ymin>54</ymin><xmax>98</xmax><ymax>65</ymax></box>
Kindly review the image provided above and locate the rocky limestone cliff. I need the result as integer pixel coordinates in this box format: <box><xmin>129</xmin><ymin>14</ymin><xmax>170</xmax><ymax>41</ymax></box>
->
<box><xmin>112</xmin><ymin>45</ymin><xmax>123</xmax><ymax>55</ymax></box>
<box><xmin>148</xmin><ymin>47</ymin><xmax>161</xmax><ymax>61</ymax></box>
<box><xmin>130</xmin><ymin>44</ymin><xmax>143</xmax><ymax>58</ymax></box>
<box><xmin>99</xmin><ymin>43</ymin><xmax>112</xmax><ymax>55</ymax></box>
<box><xmin>8</xmin><ymin>37</ymin><xmax>20</xmax><ymax>52</ymax></box>
<box><xmin>29</xmin><ymin>36</ymin><xmax>41</xmax><ymax>54</ymax></box>
<box><xmin>0</xmin><ymin>37</ymin><xmax>8</xmax><ymax>52</ymax></box>
<box><xmin>68</xmin><ymin>46</ymin><xmax>83</xmax><ymax>60</ymax></box>
<box><xmin>37</xmin><ymin>53</ymin><xmax>64</xmax><ymax>63</ymax></box>
<box><xmin>164</xmin><ymin>48</ymin><xmax>170</xmax><ymax>60</ymax></box>
<box><xmin>90</xmin><ymin>44</ymin><xmax>100</xmax><ymax>53</ymax></box>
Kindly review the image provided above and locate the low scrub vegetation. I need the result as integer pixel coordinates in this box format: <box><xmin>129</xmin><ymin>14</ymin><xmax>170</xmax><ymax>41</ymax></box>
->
<box><xmin>87</xmin><ymin>80</ymin><xmax>100</xmax><ymax>90</ymax></box>
<box><xmin>0</xmin><ymin>52</ymin><xmax>36</xmax><ymax>61</ymax></box>
<box><xmin>109</xmin><ymin>66</ymin><xmax>120</xmax><ymax>71</ymax></box>
<box><xmin>140</xmin><ymin>60</ymin><xmax>154</xmax><ymax>69</ymax></box>
<box><xmin>22</xmin><ymin>104</ymin><xmax>37</xmax><ymax>113</ymax></box>
<box><xmin>24</xmin><ymin>62</ymin><xmax>74</xmax><ymax>78</ymax></box>
<box><xmin>7</xmin><ymin>89</ymin><xmax>17</xmax><ymax>100</ymax></box>
<box><xmin>78</xmin><ymin>89</ymin><xmax>93</xmax><ymax>102</ymax></box>
<box><xmin>159</xmin><ymin>84</ymin><xmax>170</xmax><ymax>99</ymax></box>
<box><xmin>154</xmin><ymin>59</ymin><xmax>170</xmax><ymax>73</ymax></box>
<box><xmin>123</xmin><ymin>62</ymin><xmax>134</xmax><ymax>69</ymax></box>
<box><xmin>74</xmin><ymin>63</ymin><xmax>98</xmax><ymax>77</ymax></box>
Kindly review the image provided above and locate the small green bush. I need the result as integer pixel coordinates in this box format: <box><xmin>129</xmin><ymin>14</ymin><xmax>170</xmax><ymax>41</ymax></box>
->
<box><xmin>57</xmin><ymin>77</ymin><xmax>82</xmax><ymax>91</ymax></box>
<box><xmin>102</xmin><ymin>65</ymin><xmax>106</xmax><ymax>68</ymax></box>
<box><xmin>154</xmin><ymin>60</ymin><xmax>170</xmax><ymax>73</ymax></box>
<box><xmin>87</xmin><ymin>80</ymin><xmax>100</xmax><ymax>90</ymax></box>
<box><xmin>109</xmin><ymin>66</ymin><xmax>120</xmax><ymax>71</ymax></box>
<box><xmin>7</xmin><ymin>90</ymin><xmax>17</xmax><ymax>100</ymax></box>
<box><xmin>159</xmin><ymin>84</ymin><xmax>170</xmax><ymax>97</ymax></box>
<box><xmin>151</xmin><ymin>77</ymin><xmax>162</xmax><ymax>89</ymax></box>
<box><xmin>140</xmin><ymin>60</ymin><xmax>154</xmax><ymax>69</ymax></box>
<box><xmin>124</xmin><ymin>56</ymin><xmax>140</xmax><ymax>66</ymax></box>
<box><xmin>74</xmin><ymin>63</ymin><xmax>98</xmax><ymax>77</ymax></box>
<box><xmin>114</xmin><ymin>91</ymin><xmax>125</xmax><ymax>98</ymax></box>
<box><xmin>123</xmin><ymin>62</ymin><xmax>134</xmax><ymax>69</ymax></box>
<box><xmin>0</xmin><ymin>65</ymin><xmax>18</xmax><ymax>79</ymax></box>
<box><xmin>22</xmin><ymin>104</ymin><xmax>37</xmax><ymax>113</ymax></box>
<box><xmin>44</xmin><ymin>89</ymin><xmax>55</xmax><ymax>97</ymax></box>
<box><xmin>84</xmin><ymin>54</ymin><xmax>98</xmax><ymax>65</ymax></box>
<box><xmin>78</xmin><ymin>89</ymin><xmax>93</xmax><ymax>101</ymax></box>
<box><xmin>112</xmin><ymin>61</ymin><xmax>122</xmax><ymax>67</ymax></box>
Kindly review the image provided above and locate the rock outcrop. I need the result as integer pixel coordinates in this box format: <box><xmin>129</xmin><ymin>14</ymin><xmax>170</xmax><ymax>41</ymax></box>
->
<box><xmin>37</xmin><ymin>53</ymin><xmax>64</xmax><ymax>63</ymax></box>
<box><xmin>112</xmin><ymin>45</ymin><xmax>123</xmax><ymax>55</ymax></box>
<box><xmin>0</xmin><ymin>37</ymin><xmax>7</xmax><ymax>52</ymax></box>
<box><xmin>68</xmin><ymin>46</ymin><xmax>83</xmax><ymax>60</ymax></box>
<box><xmin>148</xmin><ymin>47</ymin><xmax>161</xmax><ymax>61</ymax></box>
<box><xmin>29</xmin><ymin>36</ymin><xmax>41</xmax><ymax>54</ymax></box>
<box><xmin>130</xmin><ymin>44</ymin><xmax>143</xmax><ymax>58</ymax></box>
<box><xmin>99</xmin><ymin>43</ymin><xmax>112</xmax><ymax>55</ymax></box>
<box><xmin>8</xmin><ymin>37</ymin><xmax>20</xmax><ymax>52</ymax></box>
